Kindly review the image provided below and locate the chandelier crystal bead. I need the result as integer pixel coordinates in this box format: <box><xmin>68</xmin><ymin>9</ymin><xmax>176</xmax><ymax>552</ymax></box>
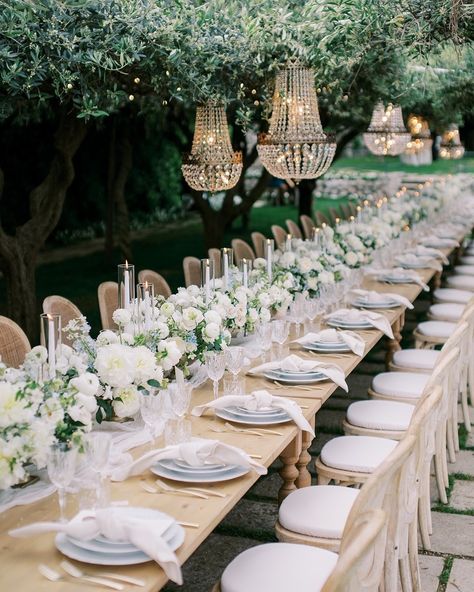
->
<box><xmin>439</xmin><ymin>125</ymin><xmax>465</xmax><ymax>160</ymax></box>
<box><xmin>257</xmin><ymin>60</ymin><xmax>336</xmax><ymax>181</ymax></box>
<box><xmin>363</xmin><ymin>102</ymin><xmax>411</xmax><ymax>156</ymax></box>
<box><xmin>182</xmin><ymin>101</ymin><xmax>243</xmax><ymax>192</ymax></box>
<box><xmin>405</xmin><ymin>114</ymin><xmax>433</xmax><ymax>155</ymax></box>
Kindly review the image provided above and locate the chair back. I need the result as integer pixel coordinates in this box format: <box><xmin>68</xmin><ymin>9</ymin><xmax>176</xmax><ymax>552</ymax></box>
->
<box><xmin>251</xmin><ymin>231</ymin><xmax>266</xmax><ymax>258</ymax></box>
<box><xmin>183</xmin><ymin>256</ymin><xmax>201</xmax><ymax>288</ymax></box>
<box><xmin>43</xmin><ymin>295</ymin><xmax>83</xmax><ymax>347</ymax></box>
<box><xmin>0</xmin><ymin>316</ymin><xmax>31</xmax><ymax>368</ymax></box>
<box><xmin>271</xmin><ymin>225</ymin><xmax>287</xmax><ymax>248</ymax></box>
<box><xmin>208</xmin><ymin>248</ymin><xmax>221</xmax><ymax>277</ymax></box>
<box><xmin>97</xmin><ymin>281</ymin><xmax>118</xmax><ymax>331</ymax></box>
<box><xmin>231</xmin><ymin>239</ymin><xmax>255</xmax><ymax>265</ymax></box>
<box><xmin>285</xmin><ymin>219</ymin><xmax>302</xmax><ymax>239</ymax></box>
<box><xmin>300</xmin><ymin>215</ymin><xmax>314</xmax><ymax>239</ymax></box>
<box><xmin>315</xmin><ymin>211</ymin><xmax>330</xmax><ymax>226</ymax></box>
<box><xmin>327</xmin><ymin>207</ymin><xmax>340</xmax><ymax>225</ymax></box>
<box><xmin>339</xmin><ymin>203</ymin><xmax>351</xmax><ymax>219</ymax></box>
<box><xmin>348</xmin><ymin>202</ymin><xmax>358</xmax><ymax>216</ymax></box>
<box><xmin>322</xmin><ymin>510</ymin><xmax>386</xmax><ymax>592</ymax></box>
<box><xmin>137</xmin><ymin>269</ymin><xmax>172</xmax><ymax>299</ymax></box>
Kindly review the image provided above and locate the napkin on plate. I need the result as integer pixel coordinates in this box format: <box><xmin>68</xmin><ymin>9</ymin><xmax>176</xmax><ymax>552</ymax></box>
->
<box><xmin>394</xmin><ymin>254</ymin><xmax>442</xmax><ymax>272</ymax></box>
<box><xmin>110</xmin><ymin>438</ymin><xmax>267</xmax><ymax>482</ymax></box>
<box><xmin>248</xmin><ymin>354</ymin><xmax>348</xmax><ymax>391</ymax></box>
<box><xmin>293</xmin><ymin>328</ymin><xmax>365</xmax><ymax>357</ymax></box>
<box><xmin>351</xmin><ymin>288</ymin><xmax>413</xmax><ymax>310</ymax></box>
<box><xmin>421</xmin><ymin>235</ymin><xmax>459</xmax><ymax>248</ymax></box>
<box><xmin>366</xmin><ymin>267</ymin><xmax>429</xmax><ymax>291</ymax></box>
<box><xmin>191</xmin><ymin>390</ymin><xmax>314</xmax><ymax>435</ymax></box>
<box><xmin>408</xmin><ymin>245</ymin><xmax>448</xmax><ymax>264</ymax></box>
<box><xmin>326</xmin><ymin>308</ymin><xmax>394</xmax><ymax>339</ymax></box>
<box><xmin>9</xmin><ymin>507</ymin><xmax>182</xmax><ymax>584</ymax></box>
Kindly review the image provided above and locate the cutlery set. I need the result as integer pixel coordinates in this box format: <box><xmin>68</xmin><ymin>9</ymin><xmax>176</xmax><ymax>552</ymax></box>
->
<box><xmin>39</xmin><ymin>561</ymin><xmax>145</xmax><ymax>589</ymax></box>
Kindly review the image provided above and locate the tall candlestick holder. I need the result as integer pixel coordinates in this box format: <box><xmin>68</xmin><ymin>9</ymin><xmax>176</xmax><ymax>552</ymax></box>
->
<box><xmin>264</xmin><ymin>238</ymin><xmax>274</xmax><ymax>282</ymax></box>
<box><xmin>201</xmin><ymin>258</ymin><xmax>215</xmax><ymax>303</ymax></box>
<box><xmin>118</xmin><ymin>262</ymin><xmax>135</xmax><ymax>309</ymax></box>
<box><xmin>137</xmin><ymin>282</ymin><xmax>155</xmax><ymax>333</ymax></box>
<box><xmin>40</xmin><ymin>313</ymin><xmax>61</xmax><ymax>380</ymax></box>
<box><xmin>221</xmin><ymin>248</ymin><xmax>234</xmax><ymax>290</ymax></box>
<box><xmin>238</xmin><ymin>258</ymin><xmax>253</xmax><ymax>289</ymax></box>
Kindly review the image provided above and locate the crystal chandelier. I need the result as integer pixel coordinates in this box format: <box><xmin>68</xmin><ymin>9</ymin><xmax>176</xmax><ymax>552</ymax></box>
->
<box><xmin>257</xmin><ymin>60</ymin><xmax>336</xmax><ymax>181</ymax></box>
<box><xmin>405</xmin><ymin>114</ymin><xmax>432</xmax><ymax>155</ymax></box>
<box><xmin>182</xmin><ymin>101</ymin><xmax>243</xmax><ymax>192</ymax></box>
<box><xmin>439</xmin><ymin>125</ymin><xmax>465</xmax><ymax>160</ymax></box>
<box><xmin>363</xmin><ymin>102</ymin><xmax>411</xmax><ymax>156</ymax></box>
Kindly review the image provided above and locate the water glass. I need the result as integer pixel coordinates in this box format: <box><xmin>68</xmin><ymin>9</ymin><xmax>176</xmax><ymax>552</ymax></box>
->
<box><xmin>47</xmin><ymin>444</ymin><xmax>77</xmax><ymax>522</ymax></box>
<box><xmin>204</xmin><ymin>350</ymin><xmax>226</xmax><ymax>399</ymax></box>
<box><xmin>223</xmin><ymin>375</ymin><xmax>245</xmax><ymax>397</ymax></box>
<box><xmin>85</xmin><ymin>432</ymin><xmax>112</xmax><ymax>508</ymax></box>
<box><xmin>225</xmin><ymin>346</ymin><xmax>244</xmax><ymax>378</ymax></box>
<box><xmin>168</xmin><ymin>382</ymin><xmax>193</xmax><ymax>418</ymax></box>
<box><xmin>256</xmin><ymin>322</ymin><xmax>273</xmax><ymax>361</ymax></box>
<box><xmin>165</xmin><ymin>418</ymin><xmax>192</xmax><ymax>447</ymax></box>
<box><xmin>272</xmin><ymin>319</ymin><xmax>289</xmax><ymax>359</ymax></box>
<box><xmin>140</xmin><ymin>393</ymin><xmax>166</xmax><ymax>446</ymax></box>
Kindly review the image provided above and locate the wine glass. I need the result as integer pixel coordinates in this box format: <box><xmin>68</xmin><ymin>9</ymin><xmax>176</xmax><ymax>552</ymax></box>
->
<box><xmin>272</xmin><ymin>319</ymin><xmax>289</xmax><ymax>359</ymax></box>
<box><xmin>304</xmin><ymin>298</ymin><xmax>321</xmax><ymax>333</ymax></box>
<box><xmin>168</xmin><ymin>382</ymin><xmax>193</xmax><ymax>418</ymax></box>
<box><xmin>204</xmin><ymin>350</ymin><xmax>226</xmax><ymax>399</ymax></box>
<box><xmin>140</xmin><ymin>393</ymin><xmax>166</xmax><ymax>447</ymax></box>
<box><xmin>47</xmin><ymin>443</ymin><xmax>77</xmax><ymax>522</ymax></box>
<box><xmin>85</xmin><ymin>432</ymin><xmax>112</xmax><ymax>508</ymax></box>
<box><xmin>225</xmin><ymin>346</ymin><xmax>244</xmax><ymax>383</ymax></box>
<box><xmin>256</xmin><ymin>322</ymin><xmax>273</xmax><ymax>361</ymax></box>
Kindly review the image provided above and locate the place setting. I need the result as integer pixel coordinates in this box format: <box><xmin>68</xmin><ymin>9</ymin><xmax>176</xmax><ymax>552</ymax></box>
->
<box><xmin>291</xmin><ymin>327</ymin><xmax>365</xmax><ymax>356</ymax></box>
<box><xmin>324</xmin><ymin>308</ymin><xmax>394</xmax><ymax>339</ymax></box>
<box><xmin>394</xmin><ymin>253</ymin><xmax>442</xmax><ymax>271</ymax></box>
<box><xmin>349</xmin><ymin>288</ymin><xmax>413</xmax><ymax>311</ymax></box>
<box><xmin>366</xmin><ymin>266</ymin><xmax>430</xmax><ymax>291</ymax></box>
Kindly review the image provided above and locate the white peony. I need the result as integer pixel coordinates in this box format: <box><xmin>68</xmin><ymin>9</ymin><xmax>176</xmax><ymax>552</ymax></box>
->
<box><xmin>160</xmin><ymin>302</ymin><xmax>175</xmax><ymax>318</ymax></box>
<box><xmin>133</xmin><ymin>346</ymin><xmax>159</xmax><ymax>383</ymax></box>
<box><xmin>204</xmin><ymin>322</ymin><xmax>220</xmax><ymax>341</ymax></box>
<box><xmin>344</xmin><ymin>252</ymin><xmax>359</xmax><ymax>267</ymax></box>
<box><xmin>94</xmin><ymin>344</ymin><xmax>136</xmax><ymax>388</ymax></box>
<box><xmin>96</xmin><ymin>330</ymin><xmax>119</xmax><ymax>347</ymax></box>
<box><xmin>112</xmin><ymin>386</ymin><xmax>140</xmax><ymax>418</ymax></box>
<box><xmin>298</xmin><ymin>256</ymin><xmax>313</xmax><ymax>274</ymax></box>
<box><xmin>68</xmin><ymin>403</ymin><xmax>94</xmax><ymax>426</ymax></box>
<box><xmin>75</xmin><ymin>392</ymin><xmax>98</xmax><ymax>415</ymax></box>
<box><xmin>26</xmin><ymin>345</ymin><xmax>48</xmax><ymax>365</ymax></box>
<box><xmin>112</xmin><ymin>308</ymin><xmax>132</xmax><ymax>326</ymax></box>
<box><xmin>70</xmin><ymin>372</ymin><xmax>100</xmax><ymax>397</ymax></box>
<box><xmin>204</xmin><ymin>310</ymin><xmax>221</xmax><ymax>325</ymax></box>
<box><xmin>181</xmin><ymin>307</ymin><xmax>204</xmax><ymax>330</ymax></box>
<box><xmin>158</xmin><ymin>339</ymin><xmax>183</xmax><ymax>371</ymax></box>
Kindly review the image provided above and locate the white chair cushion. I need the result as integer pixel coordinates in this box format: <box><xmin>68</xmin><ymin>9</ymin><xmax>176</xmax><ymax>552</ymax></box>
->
<box><xmin>392</xmin><ymin>348</ymin><xmax>440</xmax><ymax>370</ymax></box>
<box><xmin>320</xmin><ymin>435</ymin><xmax>397</xmax><ymax>473</ymax></box>
<box><xmin>346</xmin><ymin>400</ymin><xmax>414</xmax><ymax>431</ymax></box>
<box><xmin>221</xmin><ymin>542</ymin><xmax>338</xmax><ymax>592</ymax></box>
<box><xmin>455</xmin><ymin>265</ymin><xmax>474</xmax><ymax>276</ymax></box>
<box><xmin>447</xmin><ymin>275</ymin><xmax>474</xmax><ymax>291</ymax></box>
<box><xmin>433</xmin><ymin>288</ymin><xmax>473</xmax><ymax>304</ymax></box>
<box><xmin>417</xmin><ymin>320</ymin><xmax>456</xmax><ymax>338</ymax></box>
<box><xmin>372</xmin><ymin>372</ymin><xmax>429</xmax><ymax>398</ymax></box>
<box><xmin>429</xmin><ymin>303</ymin><xmax>465</xmax><ymax>321</ymax></box>
<box><xmin>278</xmin><ymin>485</ymin><xmax>359</xmax><ymax>539</ymax></box>
<box><xmin>461</xmin><ymin>256</ymin><xmax>474</xmax><ymax>265</ymax></box>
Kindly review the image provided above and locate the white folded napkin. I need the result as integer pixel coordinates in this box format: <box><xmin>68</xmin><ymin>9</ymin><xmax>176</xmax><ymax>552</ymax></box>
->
<box><xmin>394</xmin><ymin>254</ymin><xmax>442</xmax><ymax>272</ymax></box>
<box><xmin>9</xmin><ymin>507</ymin><xmax>182</xmax><ymax>584</ymax></box>
<box><xmin>326</xmin><ymin>308</ymin><xmax>394</xmax><ymax>339</ymax></box>
<box><xmin>248</xmin><ymin>354</ymin><xmax>348</xmax><ymax>391</ymax></box>
<box><xmin>409</xmin><ymin>245</ymin><xmax>449</xmax><ymax>264</ymax></box>
<box><xmin>421</xmin><ymin>235</ymin><xmax>459</xmax><ymax>248</ymax></box>
<box><xmin>293</xmin><ymin>329</ymin><xmax>365</xmax><ymax>357</ymax></box>
<box><xmin>351</xmin><ymin>288</ymin><xmax>413</xmax><ymax>310</ymax></box>
<box><xmin>191</xmin><ymin>390</ymin><xmax>314</xmax><ymax>435</ymax></box>
<box><xmin>110</xmin><ymin>438</ymin><xmax>267</xmax><ymax>482</ymax></box>
<box><xmin>366</xmin><ymin>267</ymin><xmax>429</xmax><ymax>291</ymax></box>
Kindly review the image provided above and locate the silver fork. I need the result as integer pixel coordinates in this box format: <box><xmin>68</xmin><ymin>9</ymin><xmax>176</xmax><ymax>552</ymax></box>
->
<box><xmin>61</xmin><ymin>561</ymin><xmax>144</xmax><ymax>587</ymax></box>
<box><xmin>39</xmin><ymin>564</ymin><xmax>123</xmax><ymax>590</ymax></box>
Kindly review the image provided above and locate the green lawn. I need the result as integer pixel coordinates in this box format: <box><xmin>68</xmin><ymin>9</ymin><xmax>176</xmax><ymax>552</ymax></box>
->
<box><xmin>332</xmin><ymin>154</ymin><xmax>474</xmax><ymax>174</ymax></box>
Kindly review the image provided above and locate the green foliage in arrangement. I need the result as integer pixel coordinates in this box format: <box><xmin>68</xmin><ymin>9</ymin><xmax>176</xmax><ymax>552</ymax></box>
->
<box><xmin>0</xmin><ymin>0</ymin><xmax>472</xmax><ymax>130</ymax></box>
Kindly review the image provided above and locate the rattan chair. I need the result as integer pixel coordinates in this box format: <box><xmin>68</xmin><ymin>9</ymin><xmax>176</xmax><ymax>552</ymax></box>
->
<box><xmin>0</xmin><ymin>316</ymin><xmax>31</xmax><ymax>368</ymax></box>
<box><xmin>97</xmin><ymin>281</ymin><xmax>118</xmax><ymax>331</ymax></box>
<box><xmin>339</xmin><ymin>203</ymin><xmax>351</xmax><ymax>219</ymax></box>
<box><xmin>137</xmin><ymin>269</ymin><xmax>172</xmax><ymax>299</ymax></box>
<box><xmin>43</xmin><ymin>295</ymin><xmax>83</xmax><ymax>347</ymax></box>
<box><xmin>183</xmin><ymin>256</ymin><xmax>201</xmax><ymax>287</ymax></box>
<box><xmin>300</xmin><ymin>215</ymin><xmax>314</xmax><ymax>239</ymax></box>
<box><xmin>315</xmin><ymin>211</ymin><xmax>331</xmax><ymax>226</ymax></box>
<box><xmin>271</xmin><ymin>224</ymin><xmax>287</xmax><ymax>248</ymax></box>
<box><xmin>251</xmin><ymin>232</ymin><xmax>266</xmax><ymax>258</ymax></box>
<box><xmin>231</xmin><ymin>239</ymin><xmax>255</xmax><ymax>265</ymax></box>
<box><xmin>285</xmin><ymin>219</ymin><xmax>302</xmax><ymax>239</ymax></box>
<box><xmin>327</xmin><ymin>207</ymin><xmax>340</xmax><ymax>225</ymax></box>
<box><xmin>208</xmin><ymin>248</ymin><xmax>221</xmax><ymax>277</ymax></box>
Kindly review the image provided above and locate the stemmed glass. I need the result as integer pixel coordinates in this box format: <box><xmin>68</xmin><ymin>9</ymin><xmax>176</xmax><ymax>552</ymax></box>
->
<box><xmin>287</xmin><ymin>297</ymin><xmax>305</xmax><ymax>338</ymax></box>
<box><xmin>204</xmin><ymin>351</ymin><xmax>226</xmax><ymax>399</ymax></box>
<box><xmin>225</xmin><ymin>346</ymin><xmax>244</xmax><ymax>382</ymax></box>
<box><xmin>256</xmin><ymin>322</ymin><xmax>273</xmax><ymax>361</ymax></box>
<box><xmin>140</xmin><ymin>393</ymin><xmax>166</xmax><ymax>448</ymax></box>
<box><xmin>272</xmin><ymin>319</ymin><xmax>289</xmax><ymax>359</ymax></box>
<box><xmin>168</xmin><ymin>382</ymin><xmax>193</xmax><ymax>418</ymax></box>
<box><xmin>304</xmin><ymin>298</ymin><xmax>321</xmax><ymax>333</ymax></box>
<box><xmin>47</xmin><ymin>443</ymin><xmax>77</xmax><ymax>522</ymax></box>
<box><xmin>85</xmin><ymin>432</ymin><xmax>112</xmax><ymax>508</ymax></box>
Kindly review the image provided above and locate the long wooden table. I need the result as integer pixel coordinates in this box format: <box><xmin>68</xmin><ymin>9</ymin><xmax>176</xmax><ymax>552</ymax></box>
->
<box><xmin>0</xmin><ymin>246</ymin><xmax>458</xmax><ymax>592</ymax></box>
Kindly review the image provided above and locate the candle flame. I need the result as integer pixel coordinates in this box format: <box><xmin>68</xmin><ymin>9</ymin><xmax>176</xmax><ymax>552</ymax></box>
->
<box><xmin>125</xmin><ymin>260</ymin><xmax>129</xmax><ymax>268</ymax></box>
<box><xmin>47</xmin><ymin>313</ymin><xmax>53</xmax><ymax>321</ymax></box>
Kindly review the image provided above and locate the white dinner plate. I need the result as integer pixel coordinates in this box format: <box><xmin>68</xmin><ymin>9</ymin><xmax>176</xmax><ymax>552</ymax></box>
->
<box><xmin>56</xmin><ymin>533</ymin><xmax>152</xmax><ymax>565</ymax></box>
<box><xmin>160</xmin><ymin>458</ymin><xmax>230</xmax><ymax>475</ymax></box>
<box><xmin>215</xmin><ymin>408</ymin><xmax>292</xmax><ymax>426</ymax></box>
<box><xmin>151</xmin><ymin>461</ymin><xmax>248</xmax><ymax>483</ymax></box>
<box><xmin>327</xmin><ymin>319</ymin><xmax>373</xmax><ymax>330</ymax></box>
<box><xmin>273</xmin><ymin>368</ymin><xmax>325</xmax><ymax>379</ymax></box>
<box><xmin>224</xmin><ymin>406</ymin><xmax>288</xmax><ymax>420</ymax></box>
<box><xmin>235</xmin><ymin>406</ymin><xmax>283</xmax><ymax>416</ymax></box>
<box><xmin>352</xmin><ymin>298</ymin><xmax>399</xmax><ymax>309</ymax></box>
<box><xmin>378</xmin><ymin>274</ymin><xmax>414</xmax><ymax>284</ymax></box>
<box><xmin>264</xmin><ymin>370</ymin><xmax>328</xmax><ymax>384</ymax></box>
<box><xmin>303</xmin><ymin>343</ymin><xmax>352</xmax><ymax>353</ymax></box>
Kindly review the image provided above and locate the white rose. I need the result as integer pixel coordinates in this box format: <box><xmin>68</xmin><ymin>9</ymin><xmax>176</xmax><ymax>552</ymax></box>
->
<box><xmin>253</xmin><ymin>258</ymin><xmax>267</xmax><ymax>270</ymax></box>
<box><xmin>70</xmin><ymin>372</ymin><xmax>100</xmax><ymax>397</ymax></box>
<box><xmin>112</xmin><ymin>387</ymin><xmax>140</xmax><ymax>418</ymax></box>
<box><xmin>26</xmin><ymin>345</ymin><xmax>48</xmax><ymax>365</ymax></box>
<box><xmin>280</xmin><ymin>252</ymin><xmax>296</xmax><ymax>268</ymax></box>
<box><xmin>158</xmin><ymin>339</ymin><xmax>183</xmax><ymax>371</ymax></box>
<box><xmin>344</xmin><ymin>252</ymin><xmax>359</xmax><ymax>267</ymax></box>
<box><xmin>96</xmin><ymin>330</ymin><xmax>119</xmax><ymax>347</ymax></box>
<box><xmin>152</xmin><ymin>321</ymin><xmax>170</xmax><ymax>339</ymax></box>
<box><xmin>160</xmin><ymin>302</ymin><xmax>175</xmax><ymax>318</ymax></box>
<box><xmin>204</xmin><ymin>310</ymin><xmax>221</xmax><ymax>325</ymax></box>
<box><xmin>75</xmin><ymin>392</ymin><xmax>98</xmax><ymax>414</ymax></box>
<box><xmin>94</xmin><ymin>344</ymin><xmax>136</xmax><ymax>388</ymax></box>
<box><xmin>204</xmin><ymin>322</ymin><xmax>220</xmax><ymax>341</ymax></box>
<box><xmin>133</xmin><ymin>346</ymin><xmax>158</xmax><ymax>383</ymax></box>
<box><xmin>319</xmin><ymin>270</ymin><xmax>335</xmax><ymax>284</ymax></box>
<box><xmin>67</xmin><ymin>403</ymin><xmax>93</xmax><ymax>426</ymax></box>
<box><xmin>307</xmin><ymin>276</ymin><xmax>318</xmax><ymax>290</ymax></box>
<box><xmin>298</xmin><ymin>256</ymin><xmax>313</xmax><ymax>274</ymax></box>
<box><xmin>112</xmin><ymin>308</ymin><xmax>132</xmax><ymax>326</ymax></box>
<box><xmin>181</xmin><ymin>307</ymin><xmax>204</xmax><ymax>330</ymax></box>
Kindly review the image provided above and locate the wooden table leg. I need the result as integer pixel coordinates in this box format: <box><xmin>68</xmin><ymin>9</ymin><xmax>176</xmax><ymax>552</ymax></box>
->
<box><xmin>278</xmin><ymin>433</ymin><xmax>302</xmax><ymax>504</ymax></box>
<box><xmin>385</xmin><ymin>312</ymin><xmax>404</xmax><ymax>368</ymax></box>
<box><xmin>433</xmin><ymin>270</ymin><xmax>442</xmax><ymax>289</ymax></box>
<box><xmin>295</xmin><ymin>416</ymin><xmax>315</xmax><ymax>489</ymax></box>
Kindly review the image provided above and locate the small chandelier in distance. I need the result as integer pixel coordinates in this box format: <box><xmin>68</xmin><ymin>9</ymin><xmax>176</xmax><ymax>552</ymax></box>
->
<box><xmin>363</xmin><ymin>102</ymin><xmax>411</xmax><ymax>156</ymax></box>
<box><xmin>257</xmin><ymin>60</ymin><xmax>336</xmax><ymax>182</ymax></box>
<box><xmin>439</xmin><ymin>125</ymin><xmax>465</xmax><ymax>160</ymax></box>
<box><xmin>405</xmin><ymin>114</ymin><xmax>432</xmax><ymax>156</ymax></box>
<box><xmin>182</xmin><ymin>101</ymin><xmax>242</xmax><ymax>192</ymax></box>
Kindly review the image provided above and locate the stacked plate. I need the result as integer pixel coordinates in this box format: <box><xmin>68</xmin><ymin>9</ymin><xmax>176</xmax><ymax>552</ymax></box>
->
<box><xmin>215</xmin><ymin>405</ymin><xmax>291</xmax><ymax>426</ymax></box>
<box><xmin>378</xmin><ymin>272</ymin><xmax>414</xmax><ymax>285</ymax></box>
<box><xmin>151</xmin><ymin>457</ymin><xmax>249</xmax><ymax>483</ymax></box>
<box><xmin>397</xmin><ymin>257</ymin><xmax>431</xmax><ymax>269</ymax></box>
<box><xmin>55</xmin><ymin>507</ymin><xmax>184</xmax><ymax>566</ymax></box>
<box><xmin>263</xmin><ymin>367</ymin><xmax>327</xmax><ymax>385</ymax></box>
<box><xmin>302</xmin><ymin>339</ymin><xmax>352</xmax><ymax>354</ymax></box>
<box><xmin>352</xmin><ymin>296</ymin><xmax>399</xmax><ymax>310</ymax></box>
<box><xmin>327</xmin><ymin>316</ymin><xmax>373</xmax><ymax>330</ymax></box>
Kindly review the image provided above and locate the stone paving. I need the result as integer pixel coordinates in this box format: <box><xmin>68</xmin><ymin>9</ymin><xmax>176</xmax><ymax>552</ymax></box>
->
<box><xmin>163</xmin><ymin>292</ymin><xmax>474</xmax><ymax>592</ymax></box>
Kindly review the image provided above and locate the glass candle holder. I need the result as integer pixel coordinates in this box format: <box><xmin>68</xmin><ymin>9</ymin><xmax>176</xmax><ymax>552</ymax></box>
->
<box><xmin>284</xmin><ymin>234</ymin><xmax>292</xmax><ymax>252</ymax></box>
<box><xmin>137</xmin><ymin>281</ymin><xmax>155</xmax><ymax>332</ymax></box>
<box><xmin>40</xmin><ymin>313</ymin><xmax>61</xmax><ymax>380</ymax></box>
<box><xmin>238</xmin><ymin>258</ymin><xmax>252</xmax><ymax>288</ymax></box>
<box><xmin>201</xmin><ymin>258</ymin><xmax>215</xmax><ymax>303</ymax></box>
<box><xmin>221</xmin><ymin>247</ymin><xmax>234</xmax><ymax>290</ymax></box>
<box><xmin>264</xmin><ymin>238</ymin><xmax>274</xmax><ymax>281</ymax></box>
<box><xmin>118</xmin><ymin>262</ymin><xmax>135</xmax><ymax>309</ymax></box>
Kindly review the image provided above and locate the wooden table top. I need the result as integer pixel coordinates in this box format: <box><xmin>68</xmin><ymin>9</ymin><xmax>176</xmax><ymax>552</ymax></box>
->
<box><xmin>0</xmin><ymin>249</ymin><xmax>454</xmax><ymax>592</ymax></box>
